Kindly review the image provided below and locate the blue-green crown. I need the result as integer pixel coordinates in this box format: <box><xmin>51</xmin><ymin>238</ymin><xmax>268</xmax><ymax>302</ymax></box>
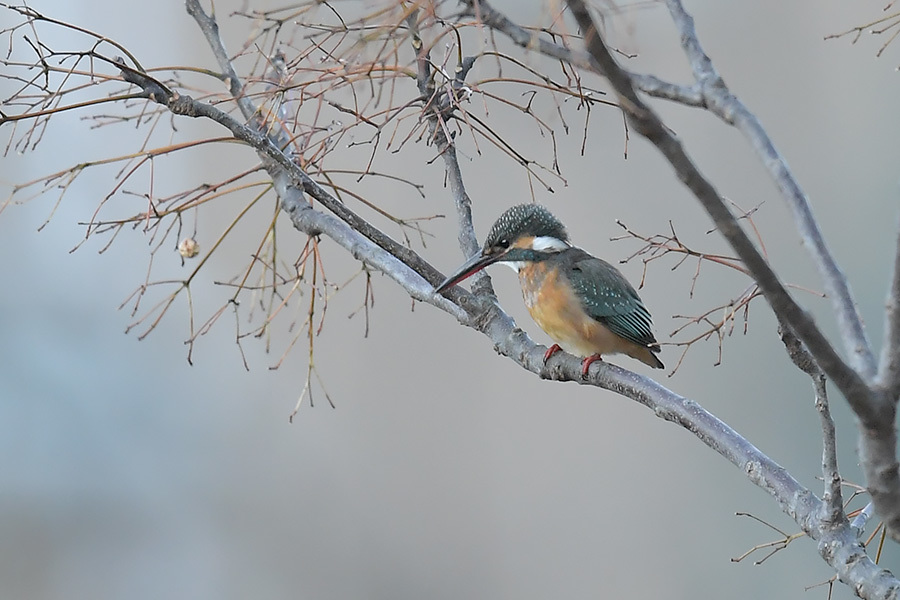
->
<box><xmin>484</xmin><ymin>204</ymin><xmax>568</xmax><ymax>250</ymax></box>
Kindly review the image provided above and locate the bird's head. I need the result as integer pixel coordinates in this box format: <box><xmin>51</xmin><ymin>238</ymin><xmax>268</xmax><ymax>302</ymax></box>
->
<box><xmin>434</xmin><ymin>204</ymin><xmax>569</xmax><ymax>293</ymax></box>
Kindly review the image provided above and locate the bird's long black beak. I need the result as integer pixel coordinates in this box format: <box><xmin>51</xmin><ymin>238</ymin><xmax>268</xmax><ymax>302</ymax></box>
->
<box><xmin>434</xmin><ymin>251</ymin><xmax>505</xmax><ymax>294</ymax></box>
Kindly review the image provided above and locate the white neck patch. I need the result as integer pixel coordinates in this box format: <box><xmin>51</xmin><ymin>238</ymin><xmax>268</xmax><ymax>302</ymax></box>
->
<box><xmin>531</xmin><ymin>236</ymin><xmax>569</xmax><ymax>252</ymax></box>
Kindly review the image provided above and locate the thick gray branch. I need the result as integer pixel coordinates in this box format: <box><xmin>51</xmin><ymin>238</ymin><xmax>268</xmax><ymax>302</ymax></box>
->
<box><xmin>559</xmin><ymin>0</ymin><xmax>872</xmax><ymax>422</ymax></box>
<box><xmin>858</xmin><ymin>401</ymin><xmax>900</xmax><ymax>545</ymax></box>
<box><xmin>559</xmin><ymin>0</ymin><xmax>898</xmax><ymax>594</ymax></box>
<box><xmin>659</xmin><ymin>0</ymin><xmax>900</xmax><ymax>545</ymax></box>
<box><xmin>489</xmin><ymin>304</ymin><xmax>898</xmax><ymax>599</ymax></box>
<box><xmin>268</xmin><ymin>169</ymin><xmax>465</xmax><ymax>320</ymax></box>
<box><xmin>663</xmin><ymin>0</ymin><xmax>877</xmax><ymax>380</ymax></box>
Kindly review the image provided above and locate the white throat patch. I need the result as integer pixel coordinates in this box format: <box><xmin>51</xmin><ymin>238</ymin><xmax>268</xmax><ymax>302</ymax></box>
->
<box><xmin>531</xmin><ymin>236</ymin><xmax>569</xmax><ymax>252</ymax></box>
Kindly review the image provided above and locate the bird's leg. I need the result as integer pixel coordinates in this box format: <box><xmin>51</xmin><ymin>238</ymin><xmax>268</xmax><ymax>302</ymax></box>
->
<box><xmin>581</xmin><ymin>354</ymin><xmax>604</xmax><ymax>377</ymax></box>
<box><xmin>543</xmin><ymin>344</ymin><xmax>562</xmax><ymax>364</ymax></box>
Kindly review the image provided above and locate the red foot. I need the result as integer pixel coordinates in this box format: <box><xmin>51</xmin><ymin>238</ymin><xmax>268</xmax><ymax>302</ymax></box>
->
<box><xmin>543</xmin><ymin>344</ymin><xmax>562</xmax><ymax>364</ymax></box>
<box><xmin>581</xmin><ymin>354</ymin><xmax>603</xmax><ymax>378</ymax></box>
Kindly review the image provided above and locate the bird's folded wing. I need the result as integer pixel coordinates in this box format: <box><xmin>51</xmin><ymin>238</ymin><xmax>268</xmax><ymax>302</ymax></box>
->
<box><xmin>566</xmin><ymin>253</ymin><xmax>659</xmax><ymax>349</ymax></box>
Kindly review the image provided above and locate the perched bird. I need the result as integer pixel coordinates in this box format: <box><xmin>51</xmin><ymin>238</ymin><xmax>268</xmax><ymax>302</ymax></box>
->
<box><xmin>434</xmin><ymin>204</ymin><xmax>663</xmax><ymax>374</ymax></box>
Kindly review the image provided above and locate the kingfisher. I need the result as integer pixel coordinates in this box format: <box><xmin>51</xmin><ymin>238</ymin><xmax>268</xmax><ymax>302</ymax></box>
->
<box><xmin>434</xmin><ymin>204</ymin><xmax>664</xmax><ymax>374</ymax></box>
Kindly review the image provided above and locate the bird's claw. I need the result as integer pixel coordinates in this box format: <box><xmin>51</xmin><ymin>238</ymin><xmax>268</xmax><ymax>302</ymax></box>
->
<box><xmin>543</xmin><ymin>344</ymin><xmax>562</xmax><ymax>364</ymax></box>
<box><xmin>580</xmin><ymin>354</ymin><xmax>603</xmax><ymax>378</ymax></box>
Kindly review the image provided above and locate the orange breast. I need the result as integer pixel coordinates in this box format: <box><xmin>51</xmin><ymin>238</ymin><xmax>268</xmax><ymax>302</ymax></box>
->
<box><xmin>518</xmin><ymin>262</ymin><xmax>638</xmax><ymax>359</ymax></box>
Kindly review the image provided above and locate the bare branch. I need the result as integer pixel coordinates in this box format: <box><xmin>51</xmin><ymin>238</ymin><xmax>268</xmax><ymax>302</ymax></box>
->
<box><xmin>457</xmin><ymin>0</ymin><xmax>705</xmax><ymax>108</ymax></box>
<box><xmin>826</xmin><ymin>10</ymin><xmax>900</xmax><ymax>58</ymax></box>
<box><xmin>554</xmin><ymin>0</ymin><xmax>900</xmax><ymax>590</ymax></box>
<box><xmin>878</xmin><ymin>217</ymin><xmax>900</xmax><ymax>398</ymax></box>
<box><xmin>662</xmin><ymin>0</ymin><xmax>877</xmax><ymax>380</ymax></box>
<box><xmin>816</xmin><ymin>369</ymin><xmax>844</xmax><ymax>523</ymax></box>
<box><xmin>778</xmin><ymin>320</ymin><xmax>847</xmax><ymax>531</ymax></box>
<box><xmin>405</xmin><ymin>10</ymin><xmax>480</xmax><ymax>263</ymax></box>
<box><xmin>184</xmin><ymin>0</ymin><xmax>256</xmax><ymax>121</ymax></box>
<box><xmin>558</xmin><ymin>0</ymin><xmax>873</xmax><ymax>423</ymax></box>
<box><xmin>852</xmin><ymin>502</ymin><xmax>875</xmax><ymax>537</ymax></box>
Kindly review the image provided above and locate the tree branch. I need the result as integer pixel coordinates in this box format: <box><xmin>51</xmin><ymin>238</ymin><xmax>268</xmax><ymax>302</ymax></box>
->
<box><xmin>558</xmin><ymin>0</ymin><xmax>873</xmax><ymax>421</ymax></box>
<box><xmin>815</xmin><ymin>374</ymin><xmax>844</xmax><ymax>523</ymax></box>
<box><xmin>662</xmin><ymin>0</ymin><xmax>877</xmax><ymax>380</ymax></box>
<box><xmin>658</xmin><ymin>0</ymin><xmax>900</xmax><ymax>546</ymax></box>
<box><xmin>557</xmin><ymin>0</ymin><xmax>899</xmax><ymax>593</ymax></box>
<box><xmin>878</xmin><ymin>218</ymin><xmax>900</xmax><ymax>398</ymax></box>
<box><xmin>184</xmin><ymin>0</ymin><xmax>256</xmax><ymax>121</ymax></box>
<box><xmin>458</xmin><ymin>0</ymin><xmax>705</xmax><ymax>108</ymax></box>
<box><xmin>406</xmin><ymin>11</ymin><xmax>481</xmax><ymax>263</ymax></box>
<box><xmin>777</xmin><ymin>323</ymin><xmax>844</xmax><ymax>524</ymax></box>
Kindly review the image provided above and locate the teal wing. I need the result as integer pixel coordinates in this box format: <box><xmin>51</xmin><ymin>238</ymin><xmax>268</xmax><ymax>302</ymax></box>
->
<box><xmin>564</xmin><ymin>250</ymin><xmax>659</xmax><ymax>349</ymax></box>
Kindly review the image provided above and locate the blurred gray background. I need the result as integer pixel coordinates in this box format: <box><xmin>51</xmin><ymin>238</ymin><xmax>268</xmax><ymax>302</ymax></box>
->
<box><xmin>1</xmin><ymin>0</ymin><xmax>898</xmax><ymax>598</ymax></box>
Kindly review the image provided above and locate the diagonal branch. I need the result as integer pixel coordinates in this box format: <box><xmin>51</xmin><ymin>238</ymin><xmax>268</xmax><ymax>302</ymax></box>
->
<box><xmin>658</xmin><ymin>0</ymin><xmax>900</xmax><ymax>546</ymax></box>
<box><xmin>492</xmin><ymin>311</ymin><xmax>898</xmax><ymax>600</ymax></box>
<box><xmin>662</xmin><ymin>0</ymin><xmax>877</xmax><ymax>381</ymax></box>
<box><xmin>560</xmin><ymin>0</ymin><xmax>900</xmax><ymax>590</ymax></box>
<box><xmin>560</xmin><ymin>0</ymin><xmax>874</xmax><ymax>425</ymax></box>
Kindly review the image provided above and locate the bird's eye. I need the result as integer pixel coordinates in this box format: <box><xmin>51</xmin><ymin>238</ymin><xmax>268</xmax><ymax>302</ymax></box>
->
<box><xmin>497</xmin><ymin>238</ymin><xmax>509</xmax><ymax>248</ymax></box>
